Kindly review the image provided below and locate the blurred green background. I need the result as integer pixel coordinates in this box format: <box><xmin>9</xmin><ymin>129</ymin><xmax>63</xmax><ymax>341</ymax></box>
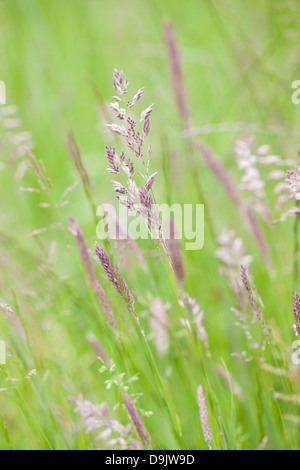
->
<box><xmin>1</xmin><ymin>0</ymin><xmax>300</xmax><ymax>450</ymax></box>
<box><xmin>2</xmin><ymin>0</ymin><xmax>299</xmax><ymax>279</ymax></box>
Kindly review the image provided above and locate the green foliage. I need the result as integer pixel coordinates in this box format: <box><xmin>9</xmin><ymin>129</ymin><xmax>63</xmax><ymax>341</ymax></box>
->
<box><xmin>0</xmin><ymin>0</ymin><xmax>300</xmax><ymax>450</ymax></box>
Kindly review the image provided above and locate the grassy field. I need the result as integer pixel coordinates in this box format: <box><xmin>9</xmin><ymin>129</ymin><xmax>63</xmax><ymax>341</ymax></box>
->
<box><xmin>1</xmin><ymin>0</ymin><xmax>300</xmax><ymax>450</ymax></box>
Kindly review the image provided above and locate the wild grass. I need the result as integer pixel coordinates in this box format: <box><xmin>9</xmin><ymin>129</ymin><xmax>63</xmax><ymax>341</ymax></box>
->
<box><xmin>0</xmin><ymin>0</ymin><xmax>300</xmax><ymax>450</ymax></box>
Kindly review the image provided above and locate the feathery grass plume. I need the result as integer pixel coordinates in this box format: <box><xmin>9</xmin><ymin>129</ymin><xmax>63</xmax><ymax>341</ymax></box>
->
<box><xmin>286</xmin><ymin>166</ymin><xmax>300</xmax><ymax>201</ymax></box>
<box><xmin>165</xmin><ymin>216</ymin><xmax>185</xmax><ymax>291</ymax></box>
<box><xmin>276</xmin><ymin>165</ymin><xmax>300</xmax><ymax>222</ymax></box>
<box><xmin>235</xmin><ymin>136</ymin><xmax>291</xmax><ymax>222</ymax></box>
<box><xmin>95</xmin><ymin>242</ymin><xmax>137</xmax><ymax>319</ymax></box>
<box><xmin>164</xmin><ymin>21</ymin><xmax>190</xmax><ymax>128</ymax></box>
<box><xmin>86</xmin><ymin>332</ymin><xmax>109</xmax><ymax>365</ymax></box>
<box><xmin>93</xmin><ymin>280</ymin><xmax>117</xmax><ymax>334</ymax></box>
<box><xmin>122</xmin><ymin>393</ymin><xmax>151</xmax><ymax>448</ymax></box>
<box><xmin>66</xmin><ymin>133</ymin><xmax>96</xmax><ymax>215</ymax></box>
<box><xmin>69</xmin><ymin>394</ymin><xmax>141</xmax><ymax>450</ymax></box>
<box><xmin>293</xmin><ymin>292</ymin><xmax>300</xmax><ymax>336</ymax></box>
<box><xmin>197</xmin><ymin>385</ymin><xmax>212</xmax><ymax>450</ymax></box>
<box><xmin>235</xmin><ymin>136</ymin><xmax>266</xmax><ymax>200</ymax></box>
<box><xmin>240</xmin><ymin>265</ymin><xmax>269</xmax><ymax>340</ymax></box>
<box><xmin>236</xmin><ymin>138</ymin><xmax>289</xmax><ymax>173</ymax></box>
<box><xmin>113</xmin><ymin>69</ymin><xmax>129</xmax><ymax>95</ymax></box>
<box><xmin>150</xmin><ymin>298</ymin><xmax>169</xmax><ymax>355</ymax></box>
<box><xmin>104</xmin><ymin>69</ymin><xmax>164</xmax><ymax>248</ymax></box>
<box><xmin>196</xmin><ymin>141</ymin><xmax>241</xmax><ymax>208</ymax></box>
<box><xmin>69</xmin><ymin>215</ymin><xmax>95</xmax><ymax>286</ymax></box>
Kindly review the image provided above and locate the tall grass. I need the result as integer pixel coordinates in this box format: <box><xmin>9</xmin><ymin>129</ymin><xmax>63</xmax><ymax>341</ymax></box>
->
<box><xmin>0</xmin><ymin>0</ymin><xmax>300</xmax><ymax>450</ymax></box>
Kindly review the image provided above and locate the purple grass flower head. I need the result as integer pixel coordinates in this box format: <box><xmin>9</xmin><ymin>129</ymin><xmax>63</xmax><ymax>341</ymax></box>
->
<box><xmin>69</xmin><ymin>215</ymin><xmax>96</xmax><ymax>286</ymax></box>
<box><xmin>105</xmin><ymin>123</ymin><xmax>127</xmax><ymax>136</ymax></box>
<box><xmin>95</xmin><ymin>242</ymin><xmax>122</xmax><ymax>294</ymax></box>
<box><xmin>197</xmin><ymin>385</ymin><xmax>212</xmax><ymax>450</ymax></box>
<box><xmin>235</xmin><ymin>136</ymin><xmax>293</xmax><ymax>221</ymax></box>
<box><xmin>105</xmin><ymin>145</ymin><xmax>120</xmax><ymax>174</ymax></box>
<box><xmin>143</xmin><ymin>118</ymin><xmax>150</xmax><ymax>137</ymax></box>
<box><xmin>113</xmin><ymin>69</ymin><xmax>129</xmax><ymax>95</ymax></box>
<box><xmin>139</xmin><ymin>185</ymin><xmax>153</xmax><ymax>209</ymax></box>
<box><xmin>112</xmin><ymin>180</ymin><xmax>127</xmax><ymax>194</ymax></box>
<box><xmin>293</xmin><ymin>292</ymin><xmax>300</xmax><ymax>336</ymax></box>
<box><xmin>95</xmin><ymin>243</ymin><xmax>136</xmax><ymax>318</ymax></box>
<box><xmin>144</xmin><ymin>171</ymin><xmax>158</xmax><ymax>192</ymax></box>
<box><xmin>235</xmin><ymin>135</ymin><xmax>291</xmax><ymax>224</ymax></box>
<box><xmin>122</xmin><ymin>393</ymin><xmax>151</xmax><ymax>448</ymax></box>
<box><xmin>70</xmin><ymin>394</ymin><xmax>109</xmax><ymax>422</ymax></box>
<box><xmin>127</xmin><ymin>87</ymin><xmax>144</xmax><ymax>108</ymax></box>
<box><xmin>235</xmin><ymin>136</ymin><xmax>265</xmax><ymax>199</ymax></box>
<box><xmin>69</xmin><ymin>394</ymin><xmax>139</xmax><ymax>450</ymax></box>
<box><xmin>105</xmin><ymin>145</ymin><xmax>134</xmax><ymax>177</ymax></box>
<box><xmin>235</xmin><ymin>139</ymin><xmax>265</xmax><ymax>199</ymax></box>
<box><xmin>110</xmin><ymin>101</ymin><xmax>126</xmax><ymax>120</ymax></box>
<box><xmin>286</xmin><ymin>166</ymin><xmax>300</xmax><ymax>201</ymax></box>
<box><xmin>140</xmin><ymin>104</ymin><xmax>154</xmax><ymax>122</ymax></box>
<box><xmin>104</xmin><ymin>69</ymin><xmax>166</xmax><ymax>250</ymax></box>
<box><xmin>240</xmin><ymin>265</ymin><xmax>269</xmax><ymax>340</ymax></box>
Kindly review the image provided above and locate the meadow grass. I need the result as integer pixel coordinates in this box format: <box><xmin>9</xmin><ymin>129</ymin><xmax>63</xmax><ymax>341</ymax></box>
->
<box><xmin>0</xmin><ymin>0</ymin><xmax>300</xmax><ymax>450</ymax></box>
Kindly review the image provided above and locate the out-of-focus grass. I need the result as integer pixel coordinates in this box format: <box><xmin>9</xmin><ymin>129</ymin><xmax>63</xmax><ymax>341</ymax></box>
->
<box><xmin>0</xmin><ymin>0</ymin><xmax>300</xmax><ymax>450</ymax></box>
